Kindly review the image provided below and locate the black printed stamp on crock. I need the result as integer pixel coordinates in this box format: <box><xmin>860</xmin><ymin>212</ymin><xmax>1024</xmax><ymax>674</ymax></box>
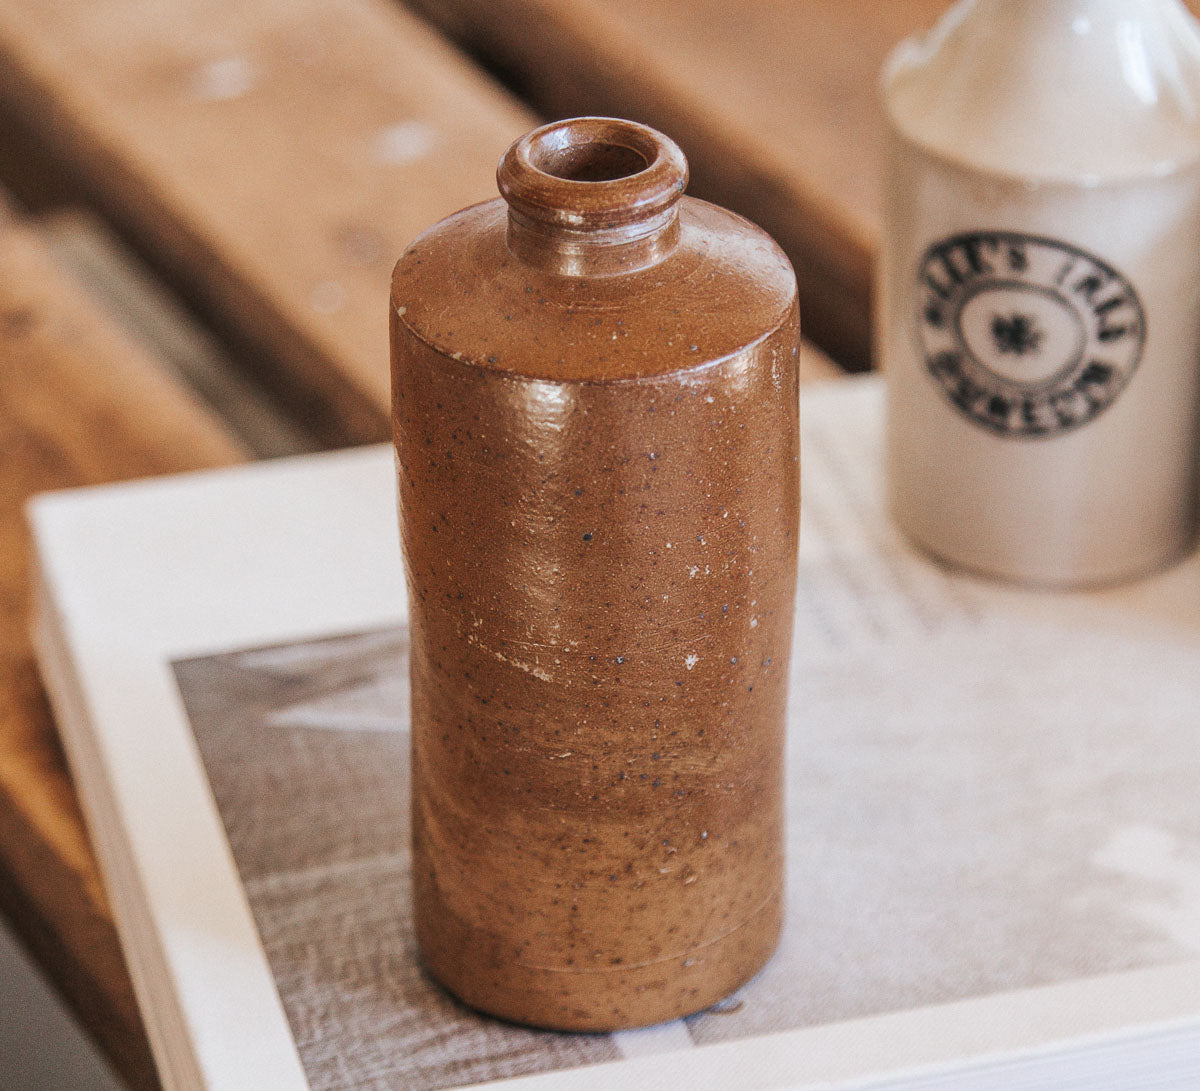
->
<box><xmin>916</xmin><ymin>231</ymin><xmax>1145</xmax><ymax>438</ymax></box>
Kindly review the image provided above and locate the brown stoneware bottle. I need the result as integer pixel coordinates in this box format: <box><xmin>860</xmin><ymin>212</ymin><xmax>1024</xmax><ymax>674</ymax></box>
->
<box><xmin>391</xmin><ymin>117</ymin><xmax>799</xmax><ymax>1031</ymax></box>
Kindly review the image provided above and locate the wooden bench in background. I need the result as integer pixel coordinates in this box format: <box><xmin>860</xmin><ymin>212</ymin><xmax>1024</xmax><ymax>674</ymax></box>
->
<box><xmin>0</xmin><ymin>0</ymin><xmax>852</xmax><ymax>1086</ymax></box>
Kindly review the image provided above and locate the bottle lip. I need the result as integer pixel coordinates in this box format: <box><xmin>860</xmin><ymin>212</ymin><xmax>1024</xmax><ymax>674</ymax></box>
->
<box><xmin>496</xmin><ymin>117</ymin><xmax>688</xmax><ymax>230</ymax></box>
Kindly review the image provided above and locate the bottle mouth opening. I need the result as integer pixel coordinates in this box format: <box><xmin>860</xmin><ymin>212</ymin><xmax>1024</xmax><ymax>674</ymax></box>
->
<box><xmin>498</xmin><ymin>117</ymin><xmax>688</xmax><ymax>229</ymax></box>
<box><xmin>532</xmin><ymin>139</ymin><xmax>651</xmax><ymax>183</ymax></box>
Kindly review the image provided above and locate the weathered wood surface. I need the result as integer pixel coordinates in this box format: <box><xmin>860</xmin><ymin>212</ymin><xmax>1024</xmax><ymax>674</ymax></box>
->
<box><xmin>0</xmin><ymin>207</ymin><xmax>247</xmax><ymax>1091</ymax></box>
<box><xmin>42</xmin><ymin>210</ymin><xmax>318</xmax><ymax>459</ymax></box>
<box><xmin>398</xmin><ymin>0</ymin><xmax>954</xmax><ymax>369</ymax></box>
<box><xmin>0</xmin><ymin>0</ymin><xmax>536</xmax><ymax>444</ymax></box>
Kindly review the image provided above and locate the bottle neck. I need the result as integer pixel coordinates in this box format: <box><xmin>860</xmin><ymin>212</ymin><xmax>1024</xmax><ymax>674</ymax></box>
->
<box><xmin>505</xmin><ymin>205</ymin><xmax>681</xmax><ymax>277</ymax></box>
<box><xmin>496</xmin><ymin>117</ymin><xmax>689</xmax><ymax>278</ymax></box>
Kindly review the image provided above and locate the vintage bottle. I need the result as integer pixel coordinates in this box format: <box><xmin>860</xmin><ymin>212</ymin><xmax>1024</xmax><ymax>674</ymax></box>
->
<box><xmin>880</xmin><ymin>0</ymin><xmax>1200</xmax><ymax>585</ymax></box>
<box><xmin>391</xmin><ymin>117</ymin><xmax>799</xmax><ymax>1030</ymax></box>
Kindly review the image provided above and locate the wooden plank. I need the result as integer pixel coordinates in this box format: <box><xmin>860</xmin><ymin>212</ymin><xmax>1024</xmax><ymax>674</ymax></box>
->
<box><xmin>0</xmin><ymin>0</ymin><xmax>840</xmax><ymax>443</ymax></box>
<box><xmin>0</xmin><ymin>208</ymin><xmax>247</xmax><ymax>1091</ymax></box>
<box><xmin>801</xmin><ymin>339</ymin><xmax>841</xmax><ymax>384</ymax></box>
<box><xmin>396</xmin><ymin>0</ymin><xmax>953</xmax><ymax>369</ymax></box>
<box><xmin>40</xmin><ymin>209</ymin><xmax>318</xmax><ymax>459</ymax></box>
<box><xmin>0</xmin><ymin>0</ymin><xmax>536</xmax><ymax>444</ymax></box>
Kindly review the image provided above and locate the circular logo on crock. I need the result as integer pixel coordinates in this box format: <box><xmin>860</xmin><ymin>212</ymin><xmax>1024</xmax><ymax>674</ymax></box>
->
<box><xmin>916</xmin><ymin>231</ymin><xmax>1145</xmax><ymax>438</ymax></box>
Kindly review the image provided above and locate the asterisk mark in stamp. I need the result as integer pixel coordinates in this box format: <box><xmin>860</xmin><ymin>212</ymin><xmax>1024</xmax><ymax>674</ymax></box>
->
<box><xmin>991</xmin><ymin>312</ymin><xmax>1044</xmax><ymax>356</ymax></box>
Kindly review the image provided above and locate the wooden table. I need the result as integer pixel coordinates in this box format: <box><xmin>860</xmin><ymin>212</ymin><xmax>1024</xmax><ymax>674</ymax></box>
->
<box><xmin>0</xmin><ymin>1</ymin><xmax>864</xmax><ymax>1086</ymax></box>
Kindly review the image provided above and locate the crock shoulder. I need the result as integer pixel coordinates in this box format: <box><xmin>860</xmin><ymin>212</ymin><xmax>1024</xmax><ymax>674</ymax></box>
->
<box><xmin>392</xmin><ymin>195</ymin><xmax>797</xmax><ymax>382</ymax></box>
<box><xmin>680</xmin><ymin>198</ymin><xmax>797</xmax><ymax>309</ymax></box>
<box><xmin>393</xmin><ymin>199</ymin><xmax>505</xmax><ymax>284</ymax></box>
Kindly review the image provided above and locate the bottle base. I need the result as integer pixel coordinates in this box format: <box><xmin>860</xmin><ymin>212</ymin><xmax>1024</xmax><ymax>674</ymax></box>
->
<box><xmin>415</xmin><ymin>887</ymin><xmax>784</xmax><ymax>1032</ymax></box>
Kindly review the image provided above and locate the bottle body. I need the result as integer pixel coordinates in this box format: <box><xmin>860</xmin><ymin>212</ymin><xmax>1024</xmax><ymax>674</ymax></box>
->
<box><xmin>880</xmin><ymin>0</ymin><xmax>1200</xmax><ymax>585</ymax></box>
<box><xmin>391</xmin><ymin>119</ymin><xmax>799</xmax><ymax>1030</ymax></box>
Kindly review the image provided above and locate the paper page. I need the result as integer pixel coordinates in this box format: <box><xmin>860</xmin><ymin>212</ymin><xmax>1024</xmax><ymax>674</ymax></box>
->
<box><xmin>166</xmin><ymin>380</ymin><xmax>1200</xmax><ymax>1090</ymax></box>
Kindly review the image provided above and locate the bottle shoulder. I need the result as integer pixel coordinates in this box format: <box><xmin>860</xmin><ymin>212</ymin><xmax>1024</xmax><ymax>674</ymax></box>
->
<box><xmin>883</xmin><ymin>0</ymin><xmax>1200</xmax><ymax>183</ymax></box>
<box><xmin>391</xmin><ymin>197</ymin><xmax>797</xmax><ymax>383</ymax></box>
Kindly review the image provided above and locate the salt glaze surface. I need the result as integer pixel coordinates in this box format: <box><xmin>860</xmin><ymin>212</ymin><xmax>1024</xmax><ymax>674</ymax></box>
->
<box><xmin>390</xmin><ymin>118</ymin><xmax>800</xmax><ymax>1030</ymax></box>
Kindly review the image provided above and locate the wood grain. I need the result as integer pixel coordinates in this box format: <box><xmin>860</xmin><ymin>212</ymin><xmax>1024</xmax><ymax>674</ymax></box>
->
<box><xmin>0</xmin><ymin>210</ymin><xmax>246</xmax><ymax>1090</ymax></box>
<box><xmin>41</xmin><ymin>209</ymin><xmax>318</xmax><ymax>459</ymax></box>
<box><xmin>398</xmin><ymin>0</ymin><xmax>953</xmax><ymax>369</ymax></box>
<box><xmin>0</xmin><ymin>0</ymin><xmax>535</xmax><ymax>444</ymax></box>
